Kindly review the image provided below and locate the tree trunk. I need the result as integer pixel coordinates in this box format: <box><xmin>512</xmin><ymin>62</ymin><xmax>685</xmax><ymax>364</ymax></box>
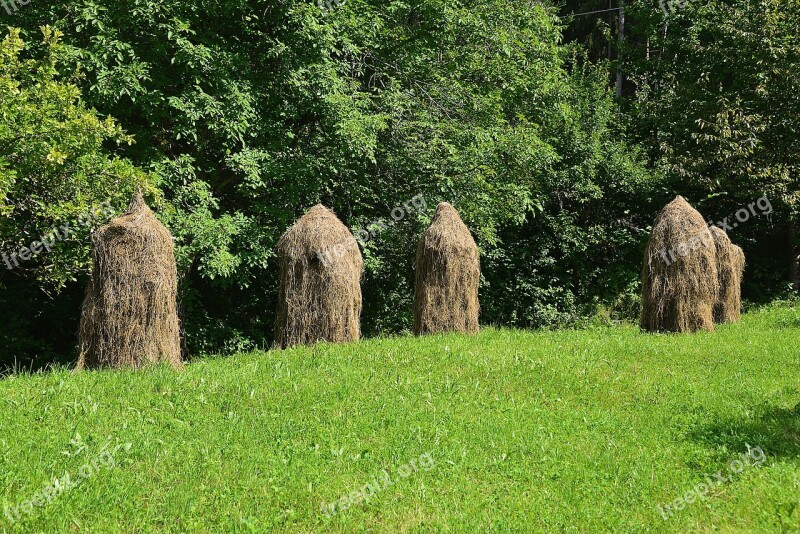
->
<box><xmin>790</xmin><ymin>222</ymin><xmax>799</xmax><ymax>291</ymax></box>
<box><xmin>616</xmin><ymin>2</ymin><xmax>625</xmax><ymax>97</ymax></box>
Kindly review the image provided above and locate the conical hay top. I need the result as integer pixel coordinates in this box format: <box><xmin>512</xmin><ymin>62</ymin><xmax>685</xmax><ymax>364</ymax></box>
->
<box><xmin>127</xmin><ymin>189</ymin><xmax>148</xmax><ymax>213</ymax></box>
<box><xmin>277</xmin><ymin>204</ymin><xmax>360</xmax><ymax>261</ymax></box>
<box><xmin>647</xmin><ymin>195</ymin><xmax>713</xmax><ymax>256</ymax></box>
<box><xmin>655</xmin><ymin>195</ymin><xmax>705</xmax><ymax>231</ymax></box>
<box><xmin>97</xmin><ymin>190</ymin><xmax>171</xmax><ymax>244</ymax></box>
<box><xmin>421</xmin><ymin>202</ymin><xmax>477</xmax><ymax>251</ymax></box>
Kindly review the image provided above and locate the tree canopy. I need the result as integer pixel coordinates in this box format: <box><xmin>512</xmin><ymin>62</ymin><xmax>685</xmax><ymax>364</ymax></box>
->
<box><xmin>1</xmin><ymin>0</ymin><xmax>796</xmax><ymax>368</ymax></box>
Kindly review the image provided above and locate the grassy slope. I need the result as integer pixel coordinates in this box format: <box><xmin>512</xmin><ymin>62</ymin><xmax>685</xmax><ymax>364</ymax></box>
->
<box><xmin>1</xmin><ymin>305</ymin><xmax>799</xmax><ymax>533</ymax></box>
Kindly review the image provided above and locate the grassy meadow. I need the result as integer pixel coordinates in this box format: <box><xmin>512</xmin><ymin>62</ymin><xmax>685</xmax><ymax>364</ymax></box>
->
<box><xmin>1</xmin><ymin>304</ymin><xmax>799</xmax><ymax>532</ymax></box>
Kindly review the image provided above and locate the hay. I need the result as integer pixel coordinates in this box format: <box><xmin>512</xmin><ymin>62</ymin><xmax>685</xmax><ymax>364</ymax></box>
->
<box><xmin>710</xmin><ymin>226</ymin><xmax>745</xmax><ymax>323</ymax></box>
<box><xmin>640</xmin><ymin>196</ymin><xmax>719</xmax><ymax>333</ymax></box>
<box><xmin>274</xmin><ymin>204</ymin><xmax>363</xmax><ymax>348</ymax></box>
<box><xmin>413</xmin><ymin>202</ymin><xmax>480</xmax><ymax>335</ymax></box>
<box><xmin>77</xmin><ymin>191</ymin><xmax>182</xmax><ymax>369</ymax></box>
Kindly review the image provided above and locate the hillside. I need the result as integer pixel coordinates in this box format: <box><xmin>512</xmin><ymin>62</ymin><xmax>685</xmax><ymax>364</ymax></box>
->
<box><xmin>1</xmin><ymin>304</ymin><xmax>799</xmax><ymax>532</ymax></box>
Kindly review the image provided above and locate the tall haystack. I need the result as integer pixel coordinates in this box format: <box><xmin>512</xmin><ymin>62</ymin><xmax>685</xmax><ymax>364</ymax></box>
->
<box><xmin>710</xmin><ymin>226</ymin><xmax>745</xmax><ymax>324</ymax></box>
<box><xmin>413</xmin><ymin>202</ymin><xmax>480</xmax><ymax>335</ymax></box>
<box><xmin>78</xmin><ymin>192</ymin><xmax>182</xmax><ymax>369</ymax></box>
<box><xmin>640</xmin><ymin>196</ymin><xmax>719</xmax><ymax>333</ymax></box>
<box><xmin>274</xmin><ymin>204</ymin><xmax>363</xmax><ymax>349</ymax></box>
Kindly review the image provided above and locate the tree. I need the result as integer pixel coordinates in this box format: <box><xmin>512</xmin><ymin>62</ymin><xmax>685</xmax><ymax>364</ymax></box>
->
<box><xmin>5</xmin><ymin>1</ymin><xmax>655</xmax><ymax>363</ymax></box>
<box><xmin>0</xmin><ymin>27</ymin><xmax>152</xmax><ymax>367</ymax></box>
<box><xmin>621</xmin><ymin>0</ymin><xmax>800</xmax><ymax>295</ymax></box>
<box><xmin>0</xmin><ymin>27</ymin><xmax>151</xmax><ymax>288</ymax></box>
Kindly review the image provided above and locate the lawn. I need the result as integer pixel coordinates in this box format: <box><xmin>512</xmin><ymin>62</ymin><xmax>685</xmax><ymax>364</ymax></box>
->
<box><xmin>1</xmin><ymin>304</ymin><xmax>799</xmax><ymax>532</ymax></box>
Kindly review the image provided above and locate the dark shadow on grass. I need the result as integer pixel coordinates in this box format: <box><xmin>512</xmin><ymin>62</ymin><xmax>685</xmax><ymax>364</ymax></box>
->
<box><xmin>689</xmin><ymin>403</ymin><xmax>800</xmax><ymax>460</ymax></box>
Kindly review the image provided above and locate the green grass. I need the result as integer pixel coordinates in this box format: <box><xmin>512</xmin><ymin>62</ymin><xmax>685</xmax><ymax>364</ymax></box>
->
<box><xmin>1</xmin><ymin>304</ymin><xmax>799</xmax><ymax>532</ymax></box>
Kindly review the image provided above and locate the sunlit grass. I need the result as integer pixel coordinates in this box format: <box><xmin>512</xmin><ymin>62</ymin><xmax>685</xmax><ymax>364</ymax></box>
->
<box><xmin>1</xmin><ymin>304</ymin><xmax>798</xmax><ymax>532</ymax></box>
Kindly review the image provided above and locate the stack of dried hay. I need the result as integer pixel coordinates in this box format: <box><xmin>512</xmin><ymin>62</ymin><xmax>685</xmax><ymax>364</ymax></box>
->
<box><xmin>274</xmin><ymin>204</ymin><xmax>363</xmax><ymax>348</ymax></box>
<box><xmin>413</xmin><ymin>202</ymin><xmax>480</xmax><ymax>335</ymax></box>
<box><xmin>710</xmin><ymin>226</ymin><xmax>745</xmax><ymax>323</ymax></box>
<box><xmin>640</xmin><ymin>196</ymin><xmax>719</xmax><ymax>333</ymax></box>
<box><xmin>78</xmin><ymin>192</ymin><xmax>182</xmax><ymax>369</ymax></box>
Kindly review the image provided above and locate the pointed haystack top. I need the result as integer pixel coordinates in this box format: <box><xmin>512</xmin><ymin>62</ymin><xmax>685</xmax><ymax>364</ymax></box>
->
<box><xmin>661</xmin><ymin>196</ymin><xmax>695</xmax><ymax>221</ymax></box>
<box><xmin>277</xmin><ymin>204</ymin><xmax>359</xmax><ymax>261</ymax></box>
<box><xmin>421</xmin><ymin>202</ymin><xmax>477</xmax><ymax>253</ymax></box>
<box><xmin>126</xmin><ymin>189</ymin><xmax>149</xmax><ymax>212</ymax></box>
<box><xmin>433</xmin><ymin>202</ymin><xmax>462</xmax><ymax>223</ymax></box>
<box><xmin>437</xmin><ymin>201</ymin><xmax>455</xmax><ymax>211</ymax></box>
<box><xmin>128</xmin><ymin>190</ymin><xmax>146</xmax><ymax>212</ymax></box>
<box><xmin>650</xmin><ymin>196</ymin><xmax>710</xmax><ymax>247</ymax></box>
<box><xmin>116</xmin><ymin>190</ymin><xmax>157</xmax><ymax>226</ymax></box>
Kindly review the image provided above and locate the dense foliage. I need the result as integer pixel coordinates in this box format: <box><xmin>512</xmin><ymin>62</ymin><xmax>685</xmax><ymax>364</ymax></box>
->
<box><xmin>623</xmin><ymin>0</ymin><xmax>800</xmax><ymax>297</ymax></box>
<box><xmin>562</xmin><ymin>0</ymin><xmax>800</xmax><ymax>296</ymax></box>
<box><xmin>0</xmin><ymin>27</ymin><xmax>151</xmax><ymax>364</ymax></box>
<box><xmin>0</xmin><ymin>0</ymin><xmax>796</xmax><ymax>369</ymax></box>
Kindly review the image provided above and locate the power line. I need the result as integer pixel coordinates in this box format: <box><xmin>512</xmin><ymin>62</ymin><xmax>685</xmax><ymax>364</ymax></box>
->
<box><xmin>560</xmin><ymin>6</ymin><xmax>623</xmax><ymax>18</ymax></box>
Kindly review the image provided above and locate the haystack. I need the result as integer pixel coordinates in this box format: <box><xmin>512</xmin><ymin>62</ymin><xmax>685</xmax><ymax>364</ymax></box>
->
<box><xmin>77</xmin><ymin>192</ymin><xmax>182</xmax><ymax>369</ymax></box>
<box><xmin>274</xmin><ymin>204</ymin><xmax>363</xmax><ymax>348</ymax></box>
<box><xmin>640</xmin><ymin>196</ymin><xmax>719</xmax><ymax>333</ymax></box>
<box><xmin>413</xmin><ymin>202</ymin><xmax>480</xmax><ymax>335</ymax></box>
<box><xmin>710</xmin><ymin>226</ymin><xmax>745</xmax><ymax>323</ymax></box>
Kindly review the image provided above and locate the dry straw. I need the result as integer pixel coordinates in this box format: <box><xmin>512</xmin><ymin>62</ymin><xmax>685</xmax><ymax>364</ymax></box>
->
<box><xmin>640</xmin><ymin>196</ymin><xmax>719</xmax><ymax>333</ymax></box>
<box><xmin>710</xmin><ymin>226</ymin><xmax>745</xmax><ymax>323</ymax></box>
<box><xmin>413</xmin><ymin>202</ymin><xmax>480</xmax><ymax>335</ymax></box>
<box><xmin>274</xmin><ymin>204</ymin><xmax>363</xmax><ymax>348</ymax></box>
<box><xmin>77</xmin><ymin>191</ymin><xmax>182</xmax><ymax>369</ymax></box>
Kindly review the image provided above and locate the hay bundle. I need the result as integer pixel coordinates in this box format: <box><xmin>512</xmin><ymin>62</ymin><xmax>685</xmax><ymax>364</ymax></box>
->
<box><xmin>640</xmin><ymin>196</ymin><xmax>719</xmax><ymax>333</ymax></box>
<box><xmin>274</xmin><ymin>204</ymin><xmax>363</xmax><ymax>348</ymax></box>
<box><xmin>710</xmin><ymin>226</ymin><xmax>745</xmax><ymax>323</ymax></box>
<box><xmin>413</xmin><ymin>202</ymin><xmax>480</xmax><ymax>335</ymax></box>
<box><xmin>78</xmin><ymin>192</ymin><xmax>182</xmax><ymax>369</ymax></box>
